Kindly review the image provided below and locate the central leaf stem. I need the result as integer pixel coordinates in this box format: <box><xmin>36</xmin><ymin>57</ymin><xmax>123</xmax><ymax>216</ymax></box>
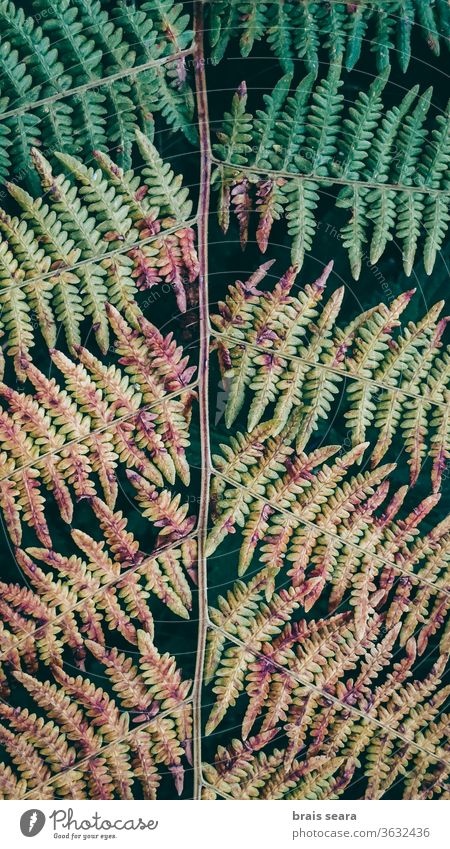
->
<box><xmin>192</xmin><ymin>0</ymin><xmax>212</xmax><ymax>800</ymax></box>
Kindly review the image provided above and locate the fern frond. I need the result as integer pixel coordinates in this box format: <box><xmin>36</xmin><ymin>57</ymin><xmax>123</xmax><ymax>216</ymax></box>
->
<box><xmin>0</xmin><ymin>1</ymin><xmax>449</xmax><ymax>805</ymax></box>
<box><xmin>213</xmin><ymin>71</ymin><xmax>450</xmax><ymax>276</ymax></box>
<box><xmin>207</xmin><ymin>0</ymin><xmax>450</xmax><ymax>73</ymax></box>
<box><xmin>0</xmin><ymin>135</ymin><xmax>198</xmax><ymax>369</ymax></box>
<box><xmin>0</xmin><ymin>303</ymin><xmax>195</xmax><ymax>544</ymax></box>
<box><xmin>0</xmin><ymin>0</ymin><xmax>196</xmax><ymax>185</ymax></box>
<box><xmin>211</xmin><ymin>263</ymin><xmax>450</xmax><ymax>490</ymax></box>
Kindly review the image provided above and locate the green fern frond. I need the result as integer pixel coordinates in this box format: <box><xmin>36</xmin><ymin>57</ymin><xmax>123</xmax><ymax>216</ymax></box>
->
<box><xmin>206</xmin><ymin>0</ymin><xmax>450</xmax><ymax>73</ymax></box>
<box><xmin>214</xmin><ymin>69</ymin><xmax>450</xmax><ymax>276</ymax></box>
<box><xmin>0</xmin><ymin>0</ymin><xmax>196</xmax><ymax>187</ymax></box>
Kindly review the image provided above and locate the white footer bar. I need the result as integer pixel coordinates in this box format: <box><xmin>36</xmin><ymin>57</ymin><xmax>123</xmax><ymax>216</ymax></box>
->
<box><xmin>2</xmin><ymin>799</ymin><xmax>448</xmax><ymax>848</ymax></box>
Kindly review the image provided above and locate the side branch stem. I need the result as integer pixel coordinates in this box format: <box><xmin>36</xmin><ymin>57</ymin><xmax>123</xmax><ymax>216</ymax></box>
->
<box><xmin>210</xmin><ymin>157</ymin><xmax>450</xmax><ymax>198</ymax></box>
<box><xmin>0</xmin><ymin>49</ymin><xmax>194</xmax><ymax>122</ymax></box>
